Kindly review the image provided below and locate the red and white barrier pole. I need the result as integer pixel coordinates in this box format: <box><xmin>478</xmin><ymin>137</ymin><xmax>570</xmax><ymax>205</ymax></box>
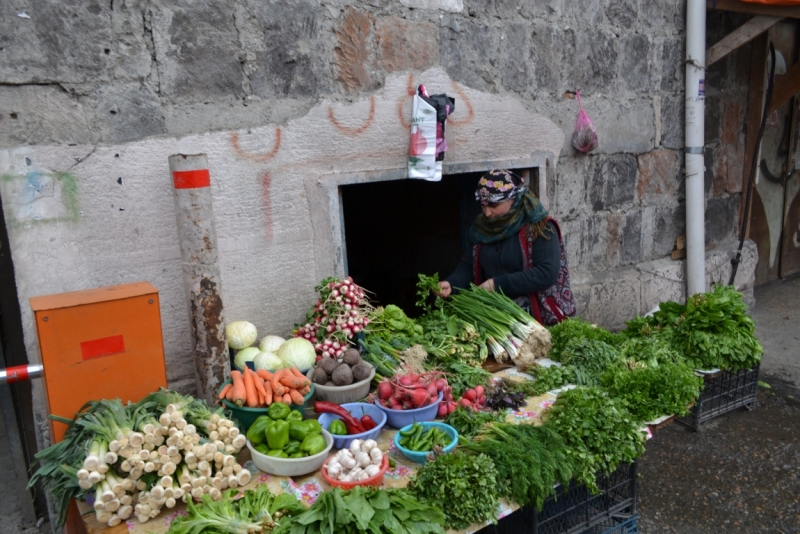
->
<box><xmin>0</xmin><ymin>364</ymin><xmax>44</xmax><ymax>385</ymax></box>
<box><xmin>168</xmin><ymin>154</ymin><xmax>228</xmax><ymax>403</ymax></box>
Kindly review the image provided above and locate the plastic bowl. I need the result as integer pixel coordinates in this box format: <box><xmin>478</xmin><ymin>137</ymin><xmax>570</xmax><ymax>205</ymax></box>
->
<box><xmin>246</xmin><ymin>430</ymin><xmax>333</xmax><ymax>476</ymax></box>
<box><xmin>217</xmin><ymin>379</ymin><xmax>314</xmax><ymax>431</ymax></box>
<box><xmin>393</xmin><ymin>421</ymin><xmax>458</xmax><ymax>465</ymax></box>
<box><xmin>317</xmin><ymin>402</ymin><xmax>387</xmax><ymax>450</ymax></box>
<box><xmin>306</xmin><ymin>366</ymin><xmax>376</xmax><ymax>404</ymax></box>
<box><xmin>321</xmin><ymin>454</ymin><xmax>389</xmax><ymax>489</ymax></box>
<box><xmin>375</xmin><ymin>392</ymin><xmax>443</xmax><ymax>429</ymax></box>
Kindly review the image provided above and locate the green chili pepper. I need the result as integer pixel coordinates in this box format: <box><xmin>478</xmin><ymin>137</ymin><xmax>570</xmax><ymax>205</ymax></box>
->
<box><xmin>266</xmin><ymin>419</ymin><xmax>290</xmax><ymax>450</ymax></box>
<box><xmin>328</xmin><ymin>419</ymin><xmax>348</xmax><ymax>435</ymax></box>
<box><xmin>399</xmin><ymin>423</ymin><xmax>419</xmax><ymax>437</ymax></box>
<box><xmin>245</xmin><ymin>415</ymin><xmax>272</xmax><ymax>446</ymax></box>
<box><xmin>268</xmin><ymin>402</ymin><xmax>291</xmax><ymax>421</ymax></box>
<box><xmin>300</xmin><ymin>434</ymin><xmax>327</xmax><ymax>456</ymax></box>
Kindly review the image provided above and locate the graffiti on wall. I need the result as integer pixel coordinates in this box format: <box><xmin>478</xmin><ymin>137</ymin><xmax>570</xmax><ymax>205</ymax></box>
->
<box><xmin>1</xmin><ymin>171</ymin><xmax>80</xmax><ymax>228</ymax></box>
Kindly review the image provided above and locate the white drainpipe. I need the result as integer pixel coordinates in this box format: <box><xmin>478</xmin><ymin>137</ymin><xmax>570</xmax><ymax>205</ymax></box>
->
<box><xmin>685</xmin><ymin>0</ymin><xmax>707</xmax><ymax>297</ymax></box>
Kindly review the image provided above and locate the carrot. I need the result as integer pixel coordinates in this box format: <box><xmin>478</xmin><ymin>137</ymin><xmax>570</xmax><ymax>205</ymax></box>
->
<box><xmin>218</xmin><ymin>383</ymin><xmax>233</xmax><ymax>401</ymax></box>
<box><xmin>271</xmin><ymin>369</ymin><xmax>286</xmax><ymax>397</ymax></box>
<box><xmin>282</xmin><ymin>393</ymin><xmax>292</xmax><ymax>404</ymax></box>
<box><xmin>263</xmin><ymin>379</ymin><xmax>274</xmax><ymax>405</ymax></box>
<box><xmin>243</xmin><ymin>368</ymin><xmax>258</xmax><ymax>408</ymax></box>
<box><xmin>299</xmin><ymin>385</ymin><xmax>311</xmax><ymax>395</ymax></box>
<box><xmin>279</xmin><ymin>375</ymin><xmax>304</xmax><ymax>389</ymax></box>
<box><xmin>256</xmin><ymin>369</ymin><xmax>274</xmax><ymax>382</ymax></box>
<box><xmin>258</xmin><ymin>389</ymin><xmax>265</xmax><ymax>406</ymax></box>
<box><xmin>229</xmin><ymin>371</ymin><xmax>247</xmax><ymax>407</ymax></box>
<box><xmin>289</xmin><ymin>389</ymin><xmax>305</xmax><ymax>405</ymax></box>
<box><xmin>289</xmin><ymin>366</ymin><xmax>308</xmax><ymax>382</ymax></box>
<box><xmin>253</xmin><ymin>373</ymin><xmax>267</xmax><ymax>398</ymax></box>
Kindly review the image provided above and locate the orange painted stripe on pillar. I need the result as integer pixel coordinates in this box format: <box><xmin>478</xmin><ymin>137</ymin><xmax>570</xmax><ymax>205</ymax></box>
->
<box><xmin>172</xmin><ymin>169</ymin><xmax>211</xmax><ymax>189</ymax></box>
<box><xmin>81</xmin><ymin>335</ymin><xmax>125</xmax><ymax>361</ymax></box>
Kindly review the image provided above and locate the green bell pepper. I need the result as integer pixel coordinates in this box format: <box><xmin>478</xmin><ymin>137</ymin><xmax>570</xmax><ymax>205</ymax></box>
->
<box><xmin>305</xmin><ymin>419</ymin><xmax>322</xmax><ymax>435</ymax></box>
<box><xmin>328</xmin><ymin>419</ymin><xmax>348</xmax><ymax>435</ymax></box>
<box><xmin>289</xmin><ymin>452</ymin><xmax>305</xmax><ymax>458</ymax></box>
<box><xmin>267</xmin><ymin>449</ymin><xmax>288</xmax><ymax>458</ymax></box>
<box><xmin>266</xmin><ymin>419</ymin><xmax>290</xmax><ymax>450</ymax></box>
<box><xmin>246</xmin><ymin>415</ymin><xmax>272</xmax><ymax>446</ymax></box>
<box><xmin>286</xmin><ymin>410</ymin><xmax>303</xmax><ymax>422</ymax></box>
<box><xmin>268</xmin><ymin>402</ymin><xmax>291</xmax><ymax>421</ymax></box>
<box><xmin>284</xmin><ymin>441</ymin><xmax>301</xmax><ymax>456</ymax></box>
<box><xmin>255</xmin><ymin>443</ymin><xmax>270</xmax><ymax>455</ymax></box>
<box><xmin>289</xmin><ymin>420</ymin><xmax>311</xmax><ymax>442</ymax></box>
<box><xmin>300</xmin><ymin>433</ymin><xmax>327</xmax><ymax>456</ymax></box>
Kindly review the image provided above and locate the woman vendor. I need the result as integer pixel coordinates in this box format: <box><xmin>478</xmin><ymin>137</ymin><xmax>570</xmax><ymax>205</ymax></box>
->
<box><xmin>437</xmin><ymin>169</ymin><xmax>575</xmax><ymax>325</ymax></box>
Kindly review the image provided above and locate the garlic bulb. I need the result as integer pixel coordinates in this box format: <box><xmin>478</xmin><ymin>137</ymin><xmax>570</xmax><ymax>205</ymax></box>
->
<box><xmin>327</xmin><ymin>462</ymin><xmax>342</xmax><ymax>479</ymax></box>
<box><xmin>349</xmin><ymin>440</ymin><xmax>364</xmax><ymax>455</ymax></box>
<box><xmin>361</xmin><ymin>439</ymin><xmax>377</xmax><ymax>453</ymax></box>
<box><xmin>339</xmin><ymin>454</ymin><xmax>357</xmax><ymax>470</ymax></box>
<box><xmin>349</xmin><ymin>467</ymin><xmax>364</xmax><ymax>479</ymax></box>
<box><xmin>336</xmin><ymin>449</ymin><xmax>354</xmax><ymax>462</ymax></box>
<box><xmin>354</xmin><ymin>469</ymin><xmax>370</xmax><ymax>481</ymax></box>
<box><xmin>369</xmin><ymin>447</ymin><xmax>383</xmax><ymax>464</ymax></box>
<box><xmin>364</xmin><ymin>464</ymin><xmax>381</xmax><ymax>478</ymax></box>
<box><xmin>355</xmin><ymin>451</ymin><xmax>371</xmax><ymax>468</ymax></box>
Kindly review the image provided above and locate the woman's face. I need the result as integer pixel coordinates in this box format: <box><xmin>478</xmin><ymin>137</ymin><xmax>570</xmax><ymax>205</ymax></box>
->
<box><xmin>481</xmin><ymin>198</ymin><xmax>514</xmax><ymax>219</ymax></box>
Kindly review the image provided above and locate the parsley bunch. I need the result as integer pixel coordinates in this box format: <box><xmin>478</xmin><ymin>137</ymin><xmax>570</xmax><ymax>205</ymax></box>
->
<box><xmin>548</xmin><ymin>318</ymin><xmax>621</xmax><ymax>360</ymax></box>
<box><xmin>409</xmin><ymin>451</ymin><xmax>500</xmax><ymax>530</ymax></box>
<box><xmin>543</xmin><ymin>386</ymin><xmax>645</xmax><ymax>493</ymax></box>
<box><xmin>552</xmin><ymin>338</ymin><xmax>622</xmax><ymax>386</ymax></box>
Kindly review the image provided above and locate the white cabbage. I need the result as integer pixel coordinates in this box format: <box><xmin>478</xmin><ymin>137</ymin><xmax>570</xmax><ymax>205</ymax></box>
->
<box><xmin>277</xmin><ymin>338</ymin><xmax>317</xmax><ymax>371</ymax></box>
<box><xmin>226</xmin><ymin>321</ymin><xmax>258</xmax><ymax>350</ymax></box>
<box><xmin>233</xmin><ymin>347</ymin><xmax>261</xmax><ymax>370</ymax></box>
<box><xmin>253</xmin><ymin>351</ymin><xmax>283</xmax><ymax>372</ymax></box>
<box><xmin>258</xmin><ymin>335</ymin><xmax>286</xmax><ymax>354</ymax></box>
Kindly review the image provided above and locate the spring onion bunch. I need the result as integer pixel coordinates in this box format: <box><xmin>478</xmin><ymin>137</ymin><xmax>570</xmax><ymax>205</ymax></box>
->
<box><xmin>446</xmin><ymin>286</ymin><xmax>551</xmax><ymax>370</ymax></box>
<box><xmin>29</xmin><ymin>388</ymin><xmax>250</xmax><ymax>528</ymax></box>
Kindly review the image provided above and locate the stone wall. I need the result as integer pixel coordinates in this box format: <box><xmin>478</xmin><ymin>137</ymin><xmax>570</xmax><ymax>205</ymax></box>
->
<box><xmin>1</xmin><ymin>1</ymin><xmax>757</xmax><ymax>445</ymax></box>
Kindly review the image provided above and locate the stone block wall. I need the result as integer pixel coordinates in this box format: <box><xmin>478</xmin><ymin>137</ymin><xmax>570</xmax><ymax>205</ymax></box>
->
<box><xmin>1</xmin><ymin>1</ymin><xmax>759</xmax><ymax>447</ymax></box>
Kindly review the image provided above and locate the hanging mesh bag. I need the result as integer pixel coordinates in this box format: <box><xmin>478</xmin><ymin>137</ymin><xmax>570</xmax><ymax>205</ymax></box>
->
<box><xmin>571</xmin><ymin>91</ymin><xmax>598</xmax><ymax>153</ymax></box>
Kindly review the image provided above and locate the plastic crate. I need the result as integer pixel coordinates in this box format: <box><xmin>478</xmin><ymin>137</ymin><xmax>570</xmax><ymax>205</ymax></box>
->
<box><xmin>677</xmin><ymin>364</ymin><xmax>759</xmax><ymax>431</ymax></box>
<box><xmin>584</xmin><ymin>514</ymin><xmax>638</xmax><ymax>534</ymax></box>
<box><xmin>477</xmin><ymin>462</ymin><xmax>637</xmax><ymax>534</ymax></box>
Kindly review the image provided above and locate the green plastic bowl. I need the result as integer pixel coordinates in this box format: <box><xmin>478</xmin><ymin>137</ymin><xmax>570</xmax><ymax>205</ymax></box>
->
<box><xmin>217</xmin><ymin>379</ymin><xmax>315</xmax><ymax>431</ymax></box>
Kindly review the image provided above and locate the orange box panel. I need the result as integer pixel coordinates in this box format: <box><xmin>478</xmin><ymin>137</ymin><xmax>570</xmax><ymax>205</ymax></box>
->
<box><xmin>30</xmin><ymin>282</ymin><xmax>168</xmax><ymax>442</ymax></box>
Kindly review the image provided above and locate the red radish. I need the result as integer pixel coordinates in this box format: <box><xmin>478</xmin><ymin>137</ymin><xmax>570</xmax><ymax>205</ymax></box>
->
<box><xmin>399</xmin><ymin>376</ymin><xmax>414</xmax><ymax>387</ymax></box>
<box><xmin>411</xmin><ymin>389</ymin><xmax>430</xmax><ymax>408</ymax></box>
<box><xmin>463</xmin><ymin>389</ymin><xmax>477</xmax><ymax>402</ymax></box>
<box><xmin>377</xmin><ymin>381</ymin><xmax>393</xmax><ymax>401</ymax></box>
<box><xmin>426</xmin><ymin>384</ymin><xmax>438</xmax><ymax>397</ymax></box>
<box><xmin>475</xmin><ymin>385</ymin><xmax>485</xmax><ymax>397</ymax></box>
<box><xmin>448</xmin><ymin>402</ymin><xmax>457</xmax><ymax>414</ymax></box>
<box><xmin>407</xmin><ymin>373</ymin><xmax>419</xmax><ymax>383</ymax></box>
<box><xmin>435</xmin><ymin>378</ymin><xmax>446</xmax><ymax>392</ymax></box>
<box><xmin>437</xmin><ymin>403</ymin><xmax>448</xmax><ymax>418</ymax></box>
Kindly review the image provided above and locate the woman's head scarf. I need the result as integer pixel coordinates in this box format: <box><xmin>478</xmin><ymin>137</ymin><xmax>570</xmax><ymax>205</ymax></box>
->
<box><xmin>475</xmin><ymin>169</ymin><xmax>524</xmax><ymax>205</ymax></box>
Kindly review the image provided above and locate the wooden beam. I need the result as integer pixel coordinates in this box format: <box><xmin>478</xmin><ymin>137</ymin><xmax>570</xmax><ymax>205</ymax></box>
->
<box><xmin>739</xmin><ymin>34</ymin><xmax>769</xmax><ymax>237</ymax></box>
<box><xmin>769</xmin><ymin>58</ymin><xmax>800</xmax><ymax>114</ymax></box>
<box><xmin>708</xmin><ymin>0</ymin><xmax>800</xmax><ymax>19</ymax></box>
<box><xmin>706</xmin><ymin>15</ymin><xmax>782</xmax><ymax>66</ymax></box>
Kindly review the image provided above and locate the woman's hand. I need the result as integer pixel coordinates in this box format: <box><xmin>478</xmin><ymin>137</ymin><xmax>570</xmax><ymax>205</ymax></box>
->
<box><xmin>479</xmin><ymin>279</ymin><xmax>495</xmax><ymax>292</ymax></box>
<box><xmin>437</xmin><ymin>281</ymin><xmax>452</xmax><ymax>298</ymax></box>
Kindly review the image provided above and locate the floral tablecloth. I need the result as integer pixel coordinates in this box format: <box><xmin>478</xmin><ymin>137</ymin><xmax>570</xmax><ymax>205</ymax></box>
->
<box><xmin>79</xmin><ymin>369</ymin><xmax>557</xmax><ymax>534</ymax></box>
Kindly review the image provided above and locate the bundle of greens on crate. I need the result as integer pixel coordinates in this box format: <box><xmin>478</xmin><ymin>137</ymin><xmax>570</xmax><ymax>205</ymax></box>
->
<box><xmin>28</xmin><ymin>389</ymin><xmax>249</xmax><ymax>527</ymax></box>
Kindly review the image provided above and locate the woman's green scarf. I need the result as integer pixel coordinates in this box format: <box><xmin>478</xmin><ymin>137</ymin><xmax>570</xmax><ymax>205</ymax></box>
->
<box><xmin>468</xmin><ymin>190</ymin><xmax>550</xmax><ymax>244</ymax></box>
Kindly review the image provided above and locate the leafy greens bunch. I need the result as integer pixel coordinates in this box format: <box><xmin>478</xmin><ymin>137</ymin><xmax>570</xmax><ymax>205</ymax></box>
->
<box><xmin>273</xmin><ymin>487</ymin><xmax>446</xmax><ymax>534</ymax></box>
<box><xmin>443</xmin><ymin>406</ymin><xmax>505</xmax><ymax>438</ymax></box>
<box><xmin>548</xmin><ymin>318</ymin><xmax>621</xmax><ymax>361</ymax></box>
<box><xmin>409</xmin><ymin>451</ymin><xmax>500</xmax><ymax>530</ymax></box>
<box><xmin>459</xmin><ymin>423</ymin><xmax>575</xmax><ymax>511</ymax></box>
<box><xmin>550</xmin><ymin>338</ymin><xmax>622</xmax><ymax>386</ymax></box>
<box><xmin>543</xmin><ymin>386</ymin><xmax>645</xmax><ymax>493</ymax></box>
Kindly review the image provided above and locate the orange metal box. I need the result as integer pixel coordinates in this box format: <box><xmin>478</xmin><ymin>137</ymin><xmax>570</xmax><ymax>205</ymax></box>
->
<box><xmin>30</xmin><ymin>282</ymin><xmax>168</xmax><ymax>442</ymax></box>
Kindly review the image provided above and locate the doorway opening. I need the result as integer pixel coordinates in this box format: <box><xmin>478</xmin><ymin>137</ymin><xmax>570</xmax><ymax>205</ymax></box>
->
<box><xmin>340</xmin><ymin>168</ymin><xmax>537</xmax><ymax>317</ymax></box>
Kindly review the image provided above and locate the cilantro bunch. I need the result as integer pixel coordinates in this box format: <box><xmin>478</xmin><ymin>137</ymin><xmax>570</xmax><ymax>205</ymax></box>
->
<box><xmin>409</xmin><ymin>452</ymin><xmax>500</xmax><ymax>530</ymax></box>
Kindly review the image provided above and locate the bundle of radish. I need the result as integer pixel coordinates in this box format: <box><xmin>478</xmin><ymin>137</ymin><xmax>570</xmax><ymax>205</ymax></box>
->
<box><xmin>446</xmin><ymin>286</ymin><xmax>551</xmax><ymax>371</ymax></box>
<box><xmin>374</xmin><ymin>371</ymin><xmax>446</xmax><ymax>411</ymax></box>
<box><xmin>219</xmin><ymin>366</ymin><xmax>311</xmax><ymax>408</ymax></box>
<box><xmin>310</xmin><ymin>348</ymin><xmax>374</xmax><ymax>387</ymax></box>
<box><xmin>28</xmin><ymin>390</ymin><xmax>249</xmax><ymax>528</ymax></box>
<box><xmin>295</xmin><ymin>277</ymin><xmax>373</xmax><ymax>360</ymax></box>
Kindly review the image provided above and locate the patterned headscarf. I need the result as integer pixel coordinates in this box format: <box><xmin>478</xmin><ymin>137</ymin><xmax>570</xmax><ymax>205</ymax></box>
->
<box><xmin>475</xmin><ymin>169</ymin><xmax>524</xmax><ymax>205</ymax></box>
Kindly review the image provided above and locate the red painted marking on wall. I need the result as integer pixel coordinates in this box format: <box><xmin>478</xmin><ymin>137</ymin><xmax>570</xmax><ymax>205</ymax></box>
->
<box><xmin>172</xmin><ymin>169</ymin><xmax>210</xmax><ymax>189</ymax></box>
<box><xmin>261</xmin><ymin>172</ymin><xmax>273</xmax><ymax>241</ymax></box>
<box><xmin>406</xmin><ymin>73</ymin><xmax>416</xmax><ymax>96</ymax></box>
<box><xmin>397</xmin><ymin>73</ymin><xmax>416</xmax><ymax>129</ymax></box>
<box><xmin>231</xmin><ymin>128</ymin><xmax>282</xmax><ymax>163</ymax></box>
<box><xmin>81</xmin><ymin>335</ymin><xmax>125</xmax><ymax>361</ymax></box>
<box><xmin>328</xmin><ymin>96</ymin><xmax>375</xmax><ymax>136</ymax></box>
<box><xmin>447</xmin><ymin>81</ymin><xmax>474</xmax><ymax>127</ymax></box>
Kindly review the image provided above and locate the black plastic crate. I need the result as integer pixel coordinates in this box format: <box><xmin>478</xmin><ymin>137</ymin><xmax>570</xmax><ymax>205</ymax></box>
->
<box><xmin>477</xmin><ymin>462</ymin><xmax>637</xmax><ymax>534</ymax></box>
<box><xmin>677</xmin><ymin>364</ymin><xmax>759</xmax><ymax>431</ymax></box>
<box><xmin>584</xmin><ymin>514</ymin><xmax>638</xmax><ymax>534</ymax></box>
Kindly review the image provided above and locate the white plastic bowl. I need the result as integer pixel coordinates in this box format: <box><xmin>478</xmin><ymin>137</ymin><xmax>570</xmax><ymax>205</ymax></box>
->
<box><xmin>246</xmin><ymin>430</ymin><xmax>333</xmax><ymax>476</ymax></box>
<box><xmin>307</xmin><ymin>366</ymin><xmax>375</xmax><ymax>404</ymax></box>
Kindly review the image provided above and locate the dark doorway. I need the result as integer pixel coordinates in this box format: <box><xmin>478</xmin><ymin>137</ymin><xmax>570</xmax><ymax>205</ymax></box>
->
<box><xmin>341</xmin><ymin>173</ymin><xmax>483</xmax><ymax>317</ymax></box>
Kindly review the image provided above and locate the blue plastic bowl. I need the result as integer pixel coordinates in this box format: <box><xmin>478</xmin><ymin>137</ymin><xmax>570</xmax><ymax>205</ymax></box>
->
<box><xmin>317</xmin><ymin>402</ymin><xmax>387</xmax><ymax>450</ymax></box>
<box><xmin>393</xmin><ymin>421</ymin><xmax>458</xmax><ymax>464</ymax></box>
<box><xmin>375</xmin><ymin>392</ymin><xmax>443</xmax><ymax>429</ymax></box>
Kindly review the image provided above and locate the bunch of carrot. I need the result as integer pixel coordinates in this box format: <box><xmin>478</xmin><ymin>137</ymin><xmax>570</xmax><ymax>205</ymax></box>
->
<box><xmin>219</xmin><ymin>367</ymin><xmax>311</xmax><ymax>408</ymax></box>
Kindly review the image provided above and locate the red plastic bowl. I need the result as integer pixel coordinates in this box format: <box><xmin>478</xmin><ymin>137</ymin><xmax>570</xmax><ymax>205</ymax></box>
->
<box><xmin>320</xmin><ymin>454</ymin><xmax>389</xmax><ymax>489</ymax></box>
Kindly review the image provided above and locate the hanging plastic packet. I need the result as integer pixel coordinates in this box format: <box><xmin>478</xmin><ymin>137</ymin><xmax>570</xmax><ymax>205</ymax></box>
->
<box><xmin>408</xmin><ymin>84</ymin><xmax>455</xmax><ymax>181</ymax></box>
<box><xmin>571</xmin><ymin>91</ymin><xmax>598</xmax><ymax>153</ymax></box>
